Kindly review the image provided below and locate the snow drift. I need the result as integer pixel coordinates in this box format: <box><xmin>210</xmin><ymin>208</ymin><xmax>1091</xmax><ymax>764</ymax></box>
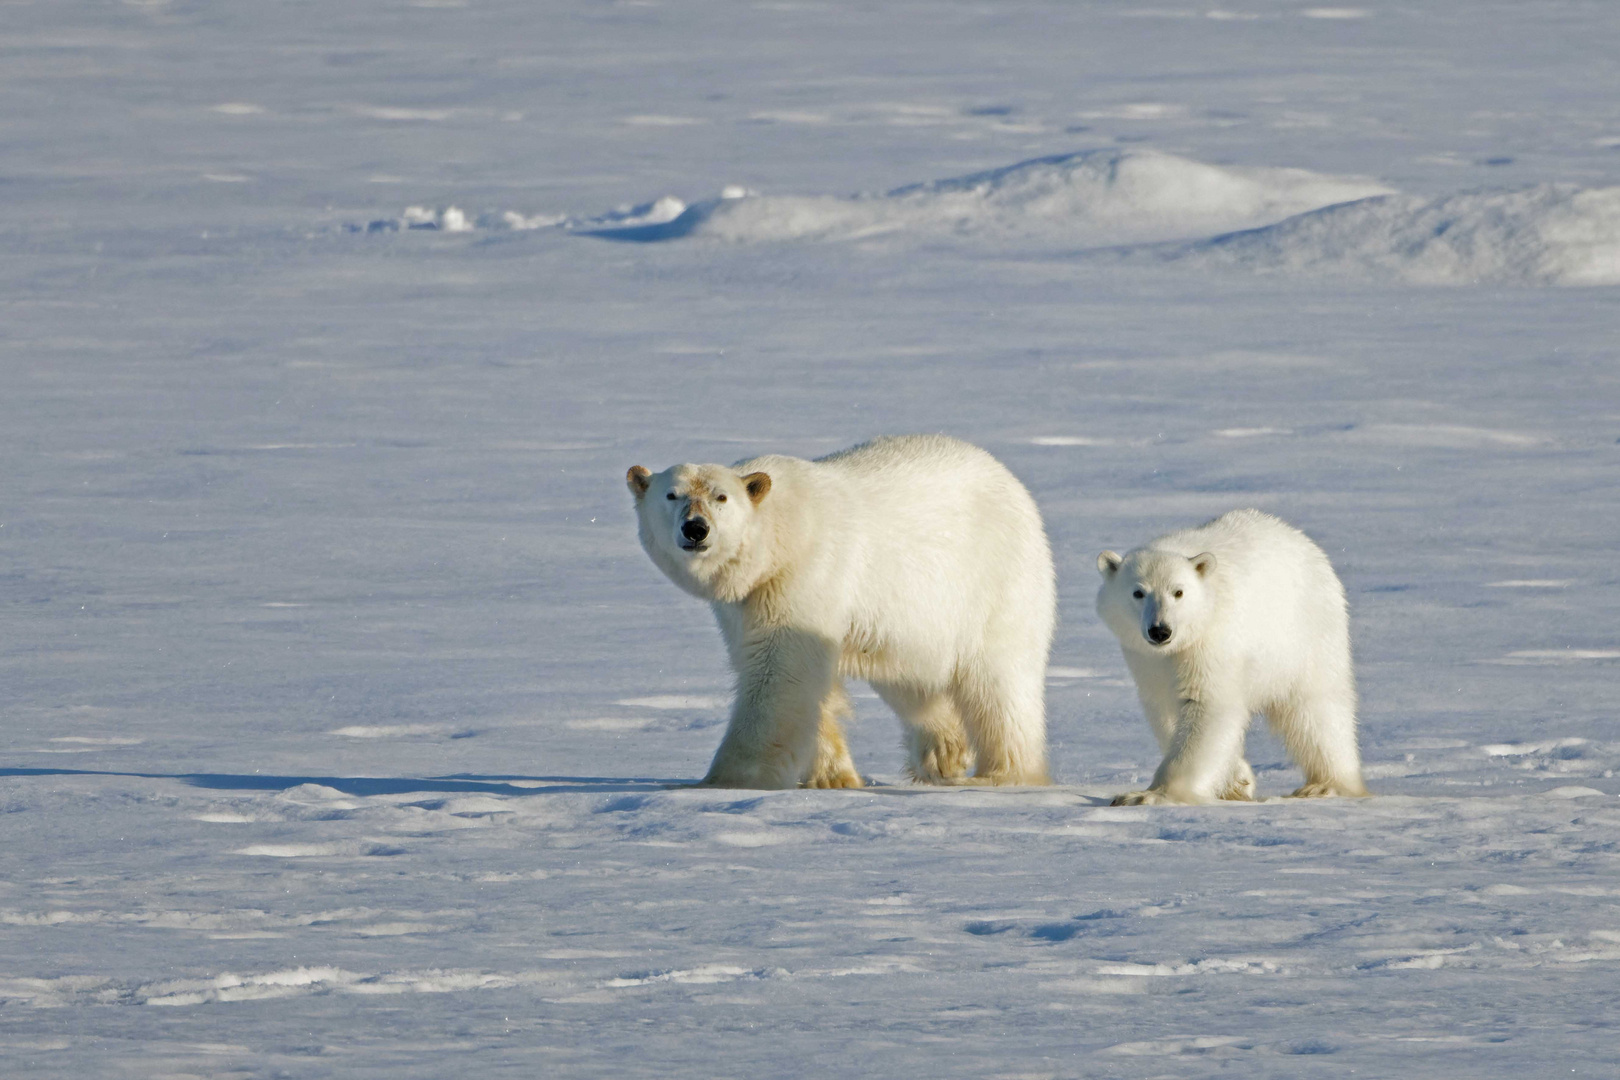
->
<box><xmin>367</xmin><ymin>152</ymin><xmax>1620</xmax><ymax>286</ymax></box>
<box><xmin>1177</xmin><ymin>184</ymin><xmax>1620</xmax><ymax>286</ymax></box>
<box><xmin>578</xmin><ymin>149</ymin><xmax>1393</xmax><ymax>246</ymax></box>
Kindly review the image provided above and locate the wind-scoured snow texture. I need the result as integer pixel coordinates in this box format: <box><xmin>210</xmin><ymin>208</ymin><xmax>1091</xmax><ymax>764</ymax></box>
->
<box><xmin>1179</xmin><ymin>184</ymin><xmax>1620</xmax><ymax>285</ymax></box>
<box><xmin>578</xmin><ymin>150</ymin><xmax>1393</xmax><ymax>246</ymax></box>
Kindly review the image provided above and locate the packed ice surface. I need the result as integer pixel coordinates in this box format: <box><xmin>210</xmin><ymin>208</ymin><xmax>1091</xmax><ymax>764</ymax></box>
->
<box><xmin>3</xmin><ymin>1</ymin><xmax>1620</xmax><ymax>1078</ymax></box>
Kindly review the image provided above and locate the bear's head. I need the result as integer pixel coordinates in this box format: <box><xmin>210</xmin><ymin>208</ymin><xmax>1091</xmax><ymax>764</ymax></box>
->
<box><xmin>626</xmin><ymin>462</ymin><xmax>773</xmax><ymax>600</ymax></box>
<box><xmin>1095</xmin><ymin>548</ymin><xmax>1217</xmax><ymax>654</ymax></box>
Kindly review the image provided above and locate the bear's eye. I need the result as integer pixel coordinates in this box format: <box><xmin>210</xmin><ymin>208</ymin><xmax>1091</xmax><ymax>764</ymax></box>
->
<box><xmin>716</xmin><ymin>494</ymin><xmax>727</xmax><ymax>503</ymax></box>
<box><xmin>1173</xmin><ymin>590</ymin><xmax>1183</xmax><ymax>599</ymax></box>
<box><xmin>665</xmin><ymin>492</ymin><xmax>678</xmax><ymax>501</ymax></box>
<box><xmin>1132</xmin><ymin>590</ymin><xmax>1144</xmax><ymax>599</ymax></box>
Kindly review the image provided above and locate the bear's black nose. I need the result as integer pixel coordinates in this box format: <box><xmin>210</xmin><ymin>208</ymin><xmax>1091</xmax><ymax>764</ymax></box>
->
<box><xmin>681</xmin><ymin>517</ymin><xmax>710</xmax><ymax>544</ymax></box>
<box><xmin>1147</xmin><ymin>624</ymin><xmax>1172</xmax><ymax>645</ymax></box>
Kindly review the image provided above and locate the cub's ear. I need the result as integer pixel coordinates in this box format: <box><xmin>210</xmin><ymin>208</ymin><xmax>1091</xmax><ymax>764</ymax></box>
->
<box><xmin>742</xmin><ymin>471</ymin><xmax>772</xmax><ymax>505</ymax></box>
<box><xmin>1097</xmin><ymin>551</ymin><xmax>1123</xmax><ymax>577</ymax></box>
<box><xmin>1192</xmin><ymin>551</ymin><xmax>1217</xmax><ymax>577</ymax></box>
<box><xmin>626</xmin><ymin>466</ymin><xmax>652</xmax><ymax>499</ymax></box>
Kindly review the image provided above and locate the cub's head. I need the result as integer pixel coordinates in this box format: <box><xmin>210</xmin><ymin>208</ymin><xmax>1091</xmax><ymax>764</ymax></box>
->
<box><xmin>1095</xmin><ymin>548</ymin><xmax>1217</xmax><ymax>654</ymax></box>
<box><xmin>626</xmin><ymin>462</ymin><xmax>773</xmax><ymax>598</ymax></box>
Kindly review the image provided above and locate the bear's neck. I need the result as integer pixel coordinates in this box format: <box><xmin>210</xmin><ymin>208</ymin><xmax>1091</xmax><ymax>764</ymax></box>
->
<box><xmin>711</xmin><ymin>517</ymin><xmax>806</xmax><ymax>608</ymax></box>
<box><xmin>703</xmin><ymin>544</ymin><xmax>775</xmax><ymax>605</ymax></box>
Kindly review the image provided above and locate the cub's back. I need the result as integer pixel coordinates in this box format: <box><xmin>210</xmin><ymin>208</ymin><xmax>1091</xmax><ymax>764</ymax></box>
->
<box><xmin>1156</xmin><ymin>511</ymin><xmax>1345</xmax><ymax>647</ymax></box>
<box><xmin>1154</xmin><ymin>509</ymin><xmax>1331</xmax><ymax>582</ymax></box>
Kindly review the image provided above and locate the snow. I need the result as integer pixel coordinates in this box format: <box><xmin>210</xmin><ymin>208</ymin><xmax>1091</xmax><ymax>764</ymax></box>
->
<box><xmin>4</xmin><ymin>0</ymin><xmax>1620</xmax><ymax>1077</ymax></box>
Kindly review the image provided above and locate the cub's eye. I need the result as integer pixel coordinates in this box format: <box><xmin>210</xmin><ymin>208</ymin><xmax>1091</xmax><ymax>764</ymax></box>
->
<box><xmin>665</xmin><ymin>492</ymin><xmax>677</xmax><ymax>501</ymax></box>
<box><xmin>1132</xmin><ymin>590</ymin><xmax>1144</xmax><ymax>599</ymax></box>
<box><xmin>716</xmin><ymin>494</ymin><xmax>727</xmax><ymax>503</ymax></box>
<box><xmin>1173</xmin><ymin>590</ymin><xmax>1183</xmax><ymax>599</ymax></box>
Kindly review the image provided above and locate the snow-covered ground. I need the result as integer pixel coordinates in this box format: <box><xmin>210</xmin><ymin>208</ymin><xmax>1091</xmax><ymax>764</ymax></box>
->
<box><xmin>4</xmin><ymin>1</ymin><xmax>1619</xmax><ymax>1076</ymax></box>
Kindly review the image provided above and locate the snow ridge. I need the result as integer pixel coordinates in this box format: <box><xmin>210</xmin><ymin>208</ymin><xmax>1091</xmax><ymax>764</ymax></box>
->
<box><xmin>361</xmin><ymin>151</ymin><xmax>1620</xmax><ymax>285</ymax></box>
<box><xmin>1176</xmin><ymin>183</ymin><xmax>1620</xmax><ymax>286</ymax></box>
<box><xmin>577</xmin><ymin>149</ymin><xmax>1393</xmax><ymax>246</ymax></box>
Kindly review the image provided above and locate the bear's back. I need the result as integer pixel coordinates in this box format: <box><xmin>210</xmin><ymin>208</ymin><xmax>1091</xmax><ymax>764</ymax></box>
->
<box><xmin>815</xmin><ymin>433</ymin><xmax>1000</xmax><ymax>481</ymax></box>
<box><xmin>821</xmin><ymin>434</ymin><xmax>1044</xmax><ymax>550</ymax></box>
<box><xmin>729</xmin><ymin>435</ymin><xmax>1051</xmax><ymax>656</ymax></box>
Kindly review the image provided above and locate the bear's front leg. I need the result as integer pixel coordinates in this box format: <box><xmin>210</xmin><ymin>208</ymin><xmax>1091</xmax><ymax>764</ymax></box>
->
<box><xmin>702</xmin><ymin>628</ymin><xmax>838</xmax><ymax>789</ymax></box>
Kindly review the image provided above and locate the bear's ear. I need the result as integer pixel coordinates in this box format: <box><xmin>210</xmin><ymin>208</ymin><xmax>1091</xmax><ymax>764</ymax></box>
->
<box><xmin>1191</xmin><ymin>552</ymin><xmax>1217</xmax><ymax>577</ymax></box>
<box><xmin>1097</xmin><ymin>551</ymin><xmax>1123</xmax><ymax>577</ymax></box>
<box><xmin>742</xmin><ymin>471</ymin><xmax>772</xmax><ymax>505</ymax></box>
<box><xmin>627</xmin><ymin>466</ymin><xmax>651</xmax><ymax>499</ymax></box>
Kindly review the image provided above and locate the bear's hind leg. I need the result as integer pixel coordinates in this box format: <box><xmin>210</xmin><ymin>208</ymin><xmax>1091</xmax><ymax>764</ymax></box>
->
<box><xmin>873</xmin><ymin>682</ymin><xmax>972</xmax><ymax>784</ymax></box>
<box><xmin>951</xmin><ymin>663</ymin><xmax>1050</xmax><ymax>786</ymax></box>
<box><xmin>1268</xmin><ymin>690</ymin><xmax>1369</xmax><ymax>799</ymax></box>
<box><xmin>802</xmin><ymin>683</ymin><xmax>863</xmax><ymax>789</ymax></box>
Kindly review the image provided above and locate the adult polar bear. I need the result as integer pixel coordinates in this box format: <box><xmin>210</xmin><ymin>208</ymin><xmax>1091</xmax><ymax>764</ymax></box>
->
<box><xmin>1096</xmin><ymin>509</ymin><xmax>1368</xmax><ymax>805</ymax></box>
<box><xmin>628</xmin><ymin>435</ymin><xmax>1055</xmax><ymax>789</ymax></box>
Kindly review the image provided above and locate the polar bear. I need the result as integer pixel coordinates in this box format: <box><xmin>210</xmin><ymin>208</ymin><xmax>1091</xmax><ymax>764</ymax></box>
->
<box><xmin>1095</xmin><ymin>509</ymin><xmax>1368</xmax><ymax>805</ymax></box>
<box><xmin>627</xmin><ymin>434</ymin><xmax>1055</xmax><ymax>789</ymax></box>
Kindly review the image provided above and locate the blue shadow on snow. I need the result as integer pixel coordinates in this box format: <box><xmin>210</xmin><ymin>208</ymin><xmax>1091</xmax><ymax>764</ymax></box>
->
<box><xmin>0</xmin><ymin>768</ymin><xmax>682</xmax><ymax>797</ymax></box>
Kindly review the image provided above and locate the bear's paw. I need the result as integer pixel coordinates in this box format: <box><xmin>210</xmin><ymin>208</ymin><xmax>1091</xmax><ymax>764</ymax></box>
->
<box><xmin>802</xmin><ymin>766</ymin><xmax>865</xmax><ymax>790</ymax></box>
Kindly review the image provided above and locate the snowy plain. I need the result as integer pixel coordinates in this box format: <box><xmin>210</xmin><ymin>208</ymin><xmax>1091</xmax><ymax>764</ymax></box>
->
<box><xmin>4</xmin><ymin>0</ymin><xmax>1620</xmax><ymax>1076</ymax></box>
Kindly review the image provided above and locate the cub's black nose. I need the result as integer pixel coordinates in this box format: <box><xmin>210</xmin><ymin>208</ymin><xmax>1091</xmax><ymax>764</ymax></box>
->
<box><xmin>681</xmin><ymin>517</ymin><xmax>710</xmax><ymax>544</ymax></box>
<box><xmin>1147</xmin><ymin>624</ymin><xmax>1172</xmax><ymax>645</ymax></box>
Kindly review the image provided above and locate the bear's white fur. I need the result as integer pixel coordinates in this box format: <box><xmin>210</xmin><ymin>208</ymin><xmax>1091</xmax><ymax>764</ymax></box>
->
<box><xmin>628</xmin><ymin>434</ymin><xmax>1055</xmax><ymax>789</ymax></box>
<box><xmin>1095</xmin><ymin>508</ymin><xmax>1368</xmax><ymax>805</ymax></box>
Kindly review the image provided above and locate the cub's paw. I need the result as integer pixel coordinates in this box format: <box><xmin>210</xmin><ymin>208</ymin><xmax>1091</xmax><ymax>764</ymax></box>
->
<box><xmin>1289</xmin><ymin>779</ymin><xmax>1370</xmax><ymax>799</ymax></box>
<box><xmin>1110</xmin><ymin>789</ymin><xmax>1173</xmax><ymax>806</ymax></box>
<box><xmin>1220</xmin><ymin>764</ymin><xmax>1257</xmax><ymax>802</ymax></box>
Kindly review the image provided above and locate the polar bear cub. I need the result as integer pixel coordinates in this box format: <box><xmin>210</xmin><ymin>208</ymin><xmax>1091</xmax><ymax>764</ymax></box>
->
<box><xmin>628</xmin><ymin>434</ymin><xmax>1055</xmax><ymax>790</ymax></box>
<box><xmin>1096</xmin><ymin>509</ymin><xmax>1368</xmax><ymax>805</ymax></box>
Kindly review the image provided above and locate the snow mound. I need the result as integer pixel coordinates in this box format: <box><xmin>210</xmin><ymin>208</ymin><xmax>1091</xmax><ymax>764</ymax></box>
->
<box><xmin>1179</xmin><ymin>184</ymin><xmax>1620</xmax><ymax>285</ymax></box>
<box><xmin>579</xmin><ymin>150</ymin><xmax>1392</xmax><ymax>246</ymax></box>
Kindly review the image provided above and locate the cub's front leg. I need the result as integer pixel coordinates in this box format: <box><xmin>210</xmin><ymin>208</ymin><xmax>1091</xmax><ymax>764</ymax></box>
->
<box><xmin>1111</xmin><ymin>689</ymin><xmax>1251</xmax><ymax>806</ymax></box>
<box><xmin>702</xmin><ymin>627</ymin><xmax>838</xmax><ymax>789</ymax></box>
